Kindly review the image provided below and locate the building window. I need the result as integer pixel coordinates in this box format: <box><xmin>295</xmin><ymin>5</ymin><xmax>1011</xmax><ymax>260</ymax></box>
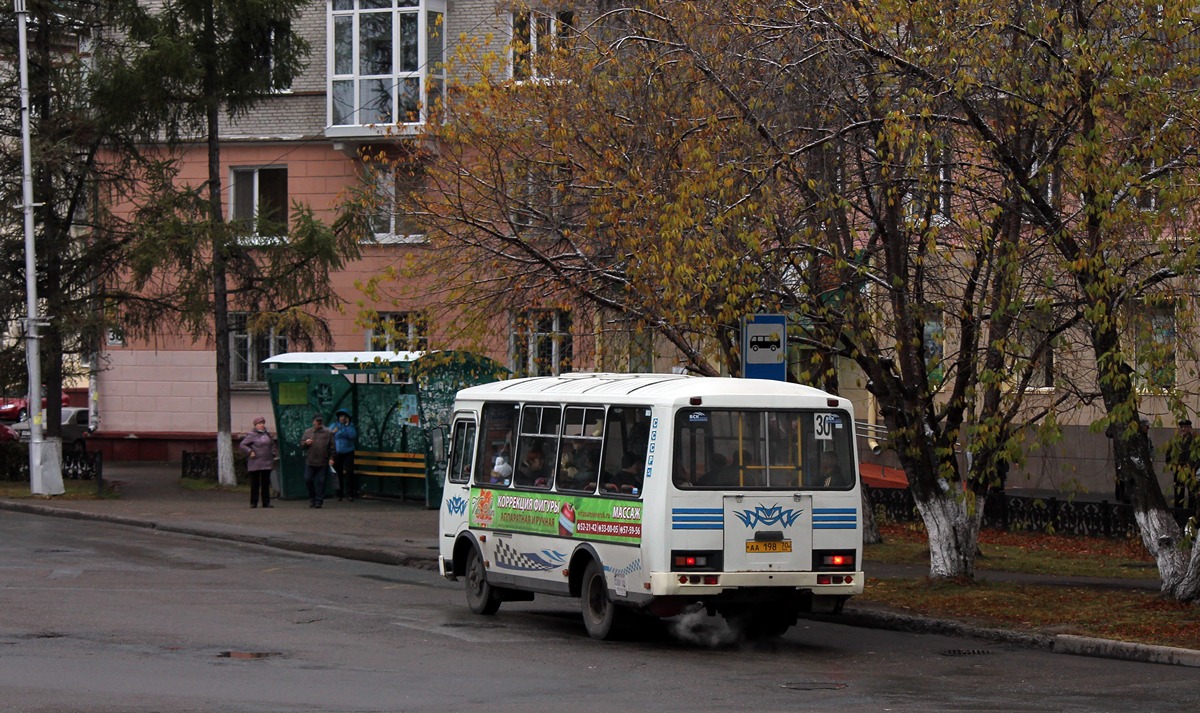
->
<box><xmin>512</xmin><ymin>309</ymin><xmax>572</xmax><ymax>376</ymax></box>
<box><xmin>231</xmin><ymin>167</ymin><xmax>288</xmax><ymax>237</ymax></box>
<box><xmin>363</xmin><ymin>163</ymin><xmax>426</xmax><ymax>243</ymax></box>
<box><xmin>922</xmin><ymin>313</ymin><xmax>945</xmax><ymax>387</ymax></box>
<box><xmin>368</xmin><ymin>311</ymin><xmax>428</xmax><ymax>351</ymax></box>
<box><xmin>1013</xmin><ymin>312</ymin><xmax>1055</xmax><ymax>389</ymax></box>
<box><xmin>252</xmin><ymin>19</ymin><xmax>294</xmax><ymax>93</ymax></box>
<box><xmin>329</xmin><ymin>0</ymin><xmax>446</xmax><ymax>128</ymax></box>
<box><xmin>1134</xmin><ymin>303</ymin><xmax>1176</xmax><ymax>391</ymax></box>
<box><xmin>230</xmin><ymin>313</ymin><xmax>288</xmax><ymax>385</ymax></box>
<box><xmin>512</xmin><ymin>8</ymin><xmax>574</xmax><ymax>81</ymax></box>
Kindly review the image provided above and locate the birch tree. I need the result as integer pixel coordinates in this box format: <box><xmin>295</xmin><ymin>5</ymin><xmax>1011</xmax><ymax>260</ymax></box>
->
<box><xmin>835</xmin><ymin>0</ymin><xmax>1200</xmax><ymax>600</ymax></box>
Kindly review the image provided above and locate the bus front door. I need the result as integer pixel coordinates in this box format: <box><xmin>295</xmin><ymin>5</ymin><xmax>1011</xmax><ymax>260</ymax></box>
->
<box><xmin>439</xmin><ymin>417</ymin><xmax>477</xmax><ymax>573</ymax></box>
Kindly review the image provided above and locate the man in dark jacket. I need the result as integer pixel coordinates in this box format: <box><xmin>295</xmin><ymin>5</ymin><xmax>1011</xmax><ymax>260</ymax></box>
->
<box><xmin>300</xmin><ymin>414</ymin><xmax>335</xmax><ymax>508</ymax></box>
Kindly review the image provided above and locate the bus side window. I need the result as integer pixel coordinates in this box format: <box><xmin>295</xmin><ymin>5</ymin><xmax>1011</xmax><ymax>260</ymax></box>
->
<box><xmin>599</xmin><ymin>407</ymin><xmax>650</xmax><ymax>496</ymax></box>
<box><xmin>514</xmin><ymin>405</ymin><xmax>560</xmax><ymax>489</ymax></box>
<box><xmin>447</xmin><ymin>421</ymin><xmax>476</xmax><ymax>484</ymax></box>
<box><xmin>476</xmin><ymin>403</ymin><xmax>517</xmax><ymax>486</ymax></box>
<box><xmin>558</xmin><ymin>406</ymin><xmax>602</xmax><ymax>493</ymax></box>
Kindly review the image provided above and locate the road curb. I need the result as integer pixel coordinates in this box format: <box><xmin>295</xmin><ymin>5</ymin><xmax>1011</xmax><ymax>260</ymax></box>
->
<box><xmin>1054</xmin><ymin>634</ymin><xmax>1200</xmax><ymax>668</ymax></box>
<box><xmin>832</xmin><ymin>605</ymin><xmax>1054</xmax><ymax>650</ymax></box>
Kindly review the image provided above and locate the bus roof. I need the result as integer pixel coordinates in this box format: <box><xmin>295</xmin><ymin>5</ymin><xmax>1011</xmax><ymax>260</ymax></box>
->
<box><xmin>263</xmin><ymin>350</ymin><xmax>425</xmax><ymax>366</ymax></box>
<box><xmin>456</xmin><ymin>373</ymin><xmax>847</xmax><ymax>410</ymax></box>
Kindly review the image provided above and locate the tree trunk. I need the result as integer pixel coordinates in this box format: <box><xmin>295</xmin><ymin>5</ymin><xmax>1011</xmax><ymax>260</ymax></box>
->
<box><xmin>202</xmin><ymin>2</ymin><xmax>235</xmax><ymax>487</ymax></box>
<box><xmin>913</xmin><ymin>489</ymin><xmax>984</xmax><ymax>579</ymax></box>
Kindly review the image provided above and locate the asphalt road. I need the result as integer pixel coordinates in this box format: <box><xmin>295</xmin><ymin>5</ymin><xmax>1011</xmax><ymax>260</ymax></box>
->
<box><xmin>2</xmin><ymin>511</ymin><xmax>1197</xmax><ymax>712</ymax></box>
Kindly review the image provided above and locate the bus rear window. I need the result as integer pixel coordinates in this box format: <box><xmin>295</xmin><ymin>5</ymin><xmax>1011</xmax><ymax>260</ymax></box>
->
<box><xmin>673</xmin><ymin>409</ymin><xmax>854</xmax><ymax>490</ymax></box>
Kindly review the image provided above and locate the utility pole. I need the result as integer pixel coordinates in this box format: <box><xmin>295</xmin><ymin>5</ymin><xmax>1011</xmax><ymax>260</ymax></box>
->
<box><xmin>16</xmin><ymin>0</ymin><xmax>64</xmax><ymax>495</ymax></box>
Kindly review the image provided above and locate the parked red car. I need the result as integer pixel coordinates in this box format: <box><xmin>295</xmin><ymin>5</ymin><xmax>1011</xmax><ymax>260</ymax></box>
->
<box><xmin>0</xmin><ymin>389</ymin><xmax>71</xmax><ymax>422</ymax></box>
<box><xmin>0</xmin><ymin>422</ymin><xmax>18</xmax><ymax>442</ymax></box>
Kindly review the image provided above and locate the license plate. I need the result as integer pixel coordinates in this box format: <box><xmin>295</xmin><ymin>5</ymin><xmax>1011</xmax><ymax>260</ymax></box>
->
<box><xmin>745</xmin><ymin>540</ymin><xmax>792</xmax><ymax>553</ymax></box>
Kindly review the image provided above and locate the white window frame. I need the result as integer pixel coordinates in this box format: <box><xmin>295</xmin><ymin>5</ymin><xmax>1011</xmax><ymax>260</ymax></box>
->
<box><xmin>512</xmin><ymin>309</ymin><xmax>573</xmax><ymax>376</ymax></box>
<box><xmin>363</xmin><ymin>163</ymin><xmax>427</xmax><ymax>244</ymax></box>
<box><xmin>511</xmin><ymin>7</ymin><xmax>575</xmax><ymax>81</ymax></box>
<box><xmin>230</xmin><ymin>313</ymin><xmax>289</xmax><ymax>386</ymax></box>
<box><xmin>1133</xmin><ymin>302</ymin><xmax>1176</xmax><ymax>392</ymax></box>
<box><xmin>327</xmin><ymin>0</ymin><xmax>446</xmax><ymax>133</ymax></box>
<box><xmin>368</xmin><ymin>311</ymin><xmax>428</xmax><ymax>351</ymax></box>
<box><xmin>230</xmin><ymin>166</ymin><xmax>289</xmax><ymax>240</ymax></box>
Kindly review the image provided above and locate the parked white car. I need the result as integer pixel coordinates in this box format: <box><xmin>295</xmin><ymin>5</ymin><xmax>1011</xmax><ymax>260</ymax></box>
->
<box><xmin>13</xmin><ymin>407</ymin><xmax>94</xmax><ymax>452</ymax></box>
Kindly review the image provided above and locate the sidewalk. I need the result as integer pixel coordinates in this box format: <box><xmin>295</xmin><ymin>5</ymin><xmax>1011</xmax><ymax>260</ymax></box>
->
<box><xmin>2</xmin><ymin>461</ymin><xmax>1197</xmax><ymax>667</ymax></box>
<box><xmin>2</xmin><ymin>462</ymin><xmax>442</xmax><ymax>570</ymax></box>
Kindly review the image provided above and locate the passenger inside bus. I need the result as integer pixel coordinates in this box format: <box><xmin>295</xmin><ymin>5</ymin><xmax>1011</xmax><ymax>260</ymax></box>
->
<box><xmin>489</xmin><ymin>456</ymin><xmax>512</xmax><ymax>484</ymax></box>
<box><xmin>695</xmin><ymin>452</ymin><xmax>728</xmax><ymax>486</ymax></box>
<box><xmin>558</xmin><ymin>444</ymin><xmax>600</xmax><ymax>491</ymax></box>
<box><xmin>815</xmin><ymin>450</ymin><xmax>845</xmax><ymax>487</ymax></box>
<box><xmin>517</xmin><ymin>447</ymin><xmax>550</xmax><ymax>487</ymax></box>
<box><xmin>603</xmin><ymin>453</ymin><xmax>644</xmax><ymax>494</ymax></box>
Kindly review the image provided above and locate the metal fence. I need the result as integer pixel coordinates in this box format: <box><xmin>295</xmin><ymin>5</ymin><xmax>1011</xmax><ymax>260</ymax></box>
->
<box><xmin>0</xmin><ymin>447</ymin><xmax>102</xmax><ymax>493</ymax></box>
<box><xmin>181</xmin><ymin>451</ymin><xmax>247</xmax><ymax>483</ymax></box>
<box><xmin>867</xmin><ymin>486</ymin><xmax>1193</xmax><ymax>539</ymax></box>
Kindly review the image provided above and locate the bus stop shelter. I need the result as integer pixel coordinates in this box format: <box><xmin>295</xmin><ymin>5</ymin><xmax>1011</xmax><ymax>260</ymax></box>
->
<box><xmin>263</xmin><ymin>350</ymin><xmax>507</xmax><ymax>508</ymax></box>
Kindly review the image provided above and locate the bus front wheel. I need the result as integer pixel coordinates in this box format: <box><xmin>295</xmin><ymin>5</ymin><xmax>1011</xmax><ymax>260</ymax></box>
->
<box><xmin>580</xmin><ymin>560</ymin><xmax>618</xmax><ymax>640</ymax></box>
<box><xmin>464</xmin><ymin>545</ymin><xmax>501</xmax><ymax>615</ymax></box>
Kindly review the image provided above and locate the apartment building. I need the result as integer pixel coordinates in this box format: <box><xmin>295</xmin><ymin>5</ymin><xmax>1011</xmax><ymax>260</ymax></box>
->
<box><xmin>92</xmin><ymin>0</ymin><xmax>608</xmax><ymax>460</ymax></box>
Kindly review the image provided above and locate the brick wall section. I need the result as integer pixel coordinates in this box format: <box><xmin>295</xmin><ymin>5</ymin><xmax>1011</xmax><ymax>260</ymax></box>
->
<box><xmin>224</xmin><ymin>1</ymin><xmax>327</xmax><ymax>139</ymax></box>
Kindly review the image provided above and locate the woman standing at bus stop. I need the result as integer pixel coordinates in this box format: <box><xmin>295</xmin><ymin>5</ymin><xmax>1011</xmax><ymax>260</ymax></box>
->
<box><xmin>239</xmin><ymin>416</ymin><xmax>275</xmax><ymax>509</ymax></box>
<box><xmin>332</xmin><ymin>409</ymin><xmax>358</xmax><ymax>501</ymax></box>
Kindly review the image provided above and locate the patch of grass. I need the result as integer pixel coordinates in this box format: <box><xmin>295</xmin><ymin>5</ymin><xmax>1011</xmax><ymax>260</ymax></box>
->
<box><xmin>859</xmin><ymin>578</ymin><xmax>1200</xmax><ymax>651</ymax></box>
<box><xmin>868</xmin><ymin>523</ymin><xmax>1154</xmax><ymax>579</ymax></box>
<box><xmin>0</xmin><ymin>479</ymin><xmax>116</xmax><ymax>499</ymax></box>
<box><xmin>862</xmin><ymin>523</ymin><xmax>1200</xmax><ymax>651</ymax></box>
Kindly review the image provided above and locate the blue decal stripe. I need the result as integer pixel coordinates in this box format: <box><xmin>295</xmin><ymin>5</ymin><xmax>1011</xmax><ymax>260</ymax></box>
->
<box><xmin>813</xmin><ymin>515</ymin><xmax>857</xmax><ymax>522</ymax></box>
<box><xmin>814</xmin><ymin>523</ymin><xmax>857</xmax><ymax>529</ymax></box>
<box><xmin>672</xmin><ymin>515</ymin><xmax>723</xmax><ymax>522</ymax></box>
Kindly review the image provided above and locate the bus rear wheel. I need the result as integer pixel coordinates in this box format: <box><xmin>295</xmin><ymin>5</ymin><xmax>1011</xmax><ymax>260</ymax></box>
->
<box><xmin>464</xmin><ymin>545</ymin><xmax>501</xmax><ymax>615</ymax></box>
<box><xmin>581</xmin><ymin>560</ymin><xmax>619</xmax><ymax>640</ymax></box>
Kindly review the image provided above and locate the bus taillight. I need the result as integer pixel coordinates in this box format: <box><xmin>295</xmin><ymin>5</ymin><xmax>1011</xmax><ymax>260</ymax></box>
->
<box><xmin>814</xmin><ymin>550</ymin><xmax>856</xmax><ymax>571</ymax></box>
<box><xmin>672</xmin><ymin>550</ymin><xmax>721</xmax><ymax>570</ymax></box>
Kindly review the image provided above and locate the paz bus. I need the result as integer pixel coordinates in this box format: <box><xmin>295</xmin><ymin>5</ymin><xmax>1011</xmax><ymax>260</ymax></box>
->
<box><xmin>437</xmin><ymin>373</ymin><xmax>863</xmax><ymax>640</ymax></box>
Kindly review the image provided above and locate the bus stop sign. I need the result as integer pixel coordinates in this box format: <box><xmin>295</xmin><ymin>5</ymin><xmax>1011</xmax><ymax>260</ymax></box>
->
<box><xmin>742</xmin><ymin>314</ymin><xmax>787</xmax><ymax>381</ymax></box>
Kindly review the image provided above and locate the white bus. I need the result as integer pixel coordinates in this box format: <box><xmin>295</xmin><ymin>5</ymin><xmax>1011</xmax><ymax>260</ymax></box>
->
<box><xmin>437</xmin><ymin>373</ymin><xmax>863</xmax><ymax>640</ymax></box>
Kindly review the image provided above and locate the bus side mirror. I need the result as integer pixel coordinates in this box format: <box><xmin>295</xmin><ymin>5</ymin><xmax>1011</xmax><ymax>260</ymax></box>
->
<box><xmin>430</xmin><ymin>426</ymin><xmax>448</xmax><ymax>463</ymax></box>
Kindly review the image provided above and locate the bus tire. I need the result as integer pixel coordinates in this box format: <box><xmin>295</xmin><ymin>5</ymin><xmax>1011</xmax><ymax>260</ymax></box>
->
<box><xmin>581</xmin><ymin>560</ymin><xmax>617</xmax><ymax>640</ymax></box>
<box><xmin>464</xmin><ymin>545</ymin><xmax>501</xmax><ymax>615</ymax></box>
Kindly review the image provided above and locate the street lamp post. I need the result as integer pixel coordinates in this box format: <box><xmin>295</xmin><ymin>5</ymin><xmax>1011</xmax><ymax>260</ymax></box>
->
<box><xmin>16</xmin><ymin>0</ymin><xmax>64</xmax><ymax>495</ymax></box>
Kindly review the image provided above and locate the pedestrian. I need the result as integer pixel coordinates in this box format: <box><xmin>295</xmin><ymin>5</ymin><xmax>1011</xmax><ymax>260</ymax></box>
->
<box><xmin>331</xmin><ymin>408</ymin><xmax>358</xmax><ymax>501</ymax></box>
<box><xmin>238</xmin><ymin>416</ymin><xmax>275</xmax><ymax>509</ymax></box>
<box><xmin>300</xmin><ymin>414</ymin><xmax>335</xmax><ymax>508</ymax></box>
<box><xmin>1168</xmin><ymin>419</ymin><xmax>1198</xmax><ymax>511</ymax></box>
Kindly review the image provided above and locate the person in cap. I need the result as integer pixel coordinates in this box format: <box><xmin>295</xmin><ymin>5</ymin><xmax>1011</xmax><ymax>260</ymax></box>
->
<box><xmin>331</xmin><ymin>408</ymin><xmax>359</xmax><ymax>501</ymax></box>
<box><xmin>300</xmin><ymin>414</ymin><xmax>335</xmax><ymax>508</ymax></box>
<box><xmin>239</xmin><ymin>416</ymin><xmax>276</xmax><ymax>508</ymax></box>
<box><xmin>1168</xmin><ymin>418</ymin><xmax>1198</xmax><ymax>511</ymax></box>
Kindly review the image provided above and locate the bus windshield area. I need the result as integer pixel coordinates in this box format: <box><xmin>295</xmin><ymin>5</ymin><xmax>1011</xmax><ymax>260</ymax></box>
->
<box><xmin>673</xmin><ymin>409</ymin><xmax>855</xmax><ymax>490</ymax></box>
